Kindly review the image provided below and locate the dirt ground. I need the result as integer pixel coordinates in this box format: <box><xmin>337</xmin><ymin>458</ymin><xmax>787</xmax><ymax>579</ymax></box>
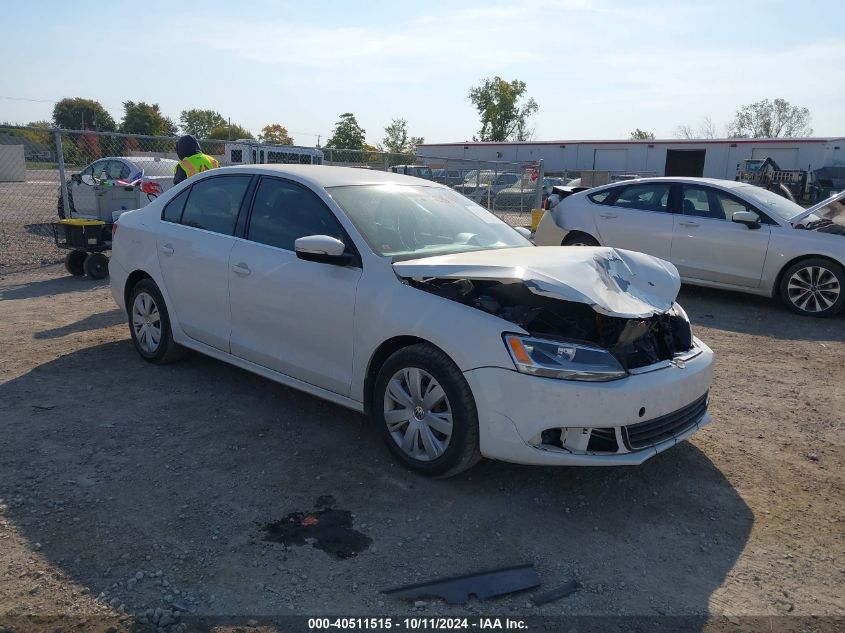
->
<box><xmin>0</xmin><ymin>264</ymin><xmax>843</xmax><ymax>631</ymax></box>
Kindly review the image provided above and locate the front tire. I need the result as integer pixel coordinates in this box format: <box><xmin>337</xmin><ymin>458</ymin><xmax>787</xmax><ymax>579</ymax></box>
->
<box><xmin>128</xmin><ymin>279</ymin><xmax>185</xmax><ymax>364</ymax></box>
<box><xmin>779</xmin><ymin>258</ymin><xmax>844</xmax><ymax>317</ymax></box>
<box><xmin>373</xmin><ymin>344</ymin><xmax>481</xmax><ymax>477</ymax></box>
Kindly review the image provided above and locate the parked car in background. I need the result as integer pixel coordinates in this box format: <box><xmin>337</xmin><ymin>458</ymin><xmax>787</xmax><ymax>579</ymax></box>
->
<box><xmin>110</xmin><ymin>165</ymin><xmax>713</xmax><ymax>476</ymax></box>
<box><xmin>432</xmin><ymin>168</ymin><xmax>466</xmax><ymax>186</ymax></box>
<box><xmin>535</xmin><ymin>177</ymin><xmax>845</xmax><ymax>317</ymax></box>
<box><xmin>454</xmin><ymin>171</ymin><xmax>521</xmax><ymax>205</ymax></box>
<box><xmin>58</xmin><ymin>156</ymin><xmax>178</xmax><ymax>220</ymax></box>
<box><xmin>389</xmin><ymin>164</ymin><xmax>434</xmax><ymax>180</ymax></box>
<box><xmin>492</xmin><ymin>176</ymin><xmax>567</xmax><ymax>211</ymax></box>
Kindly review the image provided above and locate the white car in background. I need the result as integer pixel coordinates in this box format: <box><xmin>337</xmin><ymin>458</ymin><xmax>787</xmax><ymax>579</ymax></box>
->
<box><xmin>535</xmin><ymin>177</ymin><xmax>845</xmax><ymax>317</ymax></box>
<box><xmin>109</xmin><ymin>165</ymin><xmax>713</xmax><ymax>476</ymax></box>
<box><xmin>59</xmin><ymin>156</ymin><xmax>178</xmax><ymax>220</ymax></box>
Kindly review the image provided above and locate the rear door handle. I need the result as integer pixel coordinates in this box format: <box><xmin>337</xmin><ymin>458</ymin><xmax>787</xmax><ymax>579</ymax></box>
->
<box><xmin>231</xmin><ymin>262</ymin><xmax>251</xmax><ymax>276</ymax></box>
<box><xmin>159</xmin><ymin>243</ymin><xmax>174</xmax><ymax>256</ymax></box>
<box><xmin>599</xmin><ymin>212</ymin><xmax>618</xmax><ymax>219</ymax></box>
<box><xmin>679</xmin><ymin>220</ymin><xmax>700</xmax><ymax>227</ymax></box>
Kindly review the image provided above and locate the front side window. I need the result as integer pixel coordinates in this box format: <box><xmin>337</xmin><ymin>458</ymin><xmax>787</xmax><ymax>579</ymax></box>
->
<box><xmin>248</xmin><ymin>178</ymin><xmax>346</xmax><ymax>251</ymax></box>
<box><xmin>329</xmin><ymin>184</ymin><xmax>531</xmax><ymax>258</ymax></box>
<box><xmin>180</xmin><ymin>175</ymin><xmax>251</xmax><ymax>235</ymax></box>
<box><xmin>612</xmin><ymin>183</ymin><xmax>671</xmax><ymax>212</ymax></box>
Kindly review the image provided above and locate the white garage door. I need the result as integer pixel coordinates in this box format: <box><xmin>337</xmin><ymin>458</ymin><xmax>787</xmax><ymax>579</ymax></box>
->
<box><xmin>593</xmin><ymin>148</ymin><xmax>627</xmax><ymax>171</ymax></box>
<box><xmin>751</xmin><ymin>147</ymin><xmax>799</xmax><ymax>169</ymax></box>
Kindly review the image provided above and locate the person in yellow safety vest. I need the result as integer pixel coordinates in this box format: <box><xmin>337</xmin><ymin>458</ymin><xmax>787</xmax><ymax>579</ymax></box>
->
<box><xmin>173</xmin><ymin>134</ymin><xmax>220</xmax><ymax>185</ymax></box>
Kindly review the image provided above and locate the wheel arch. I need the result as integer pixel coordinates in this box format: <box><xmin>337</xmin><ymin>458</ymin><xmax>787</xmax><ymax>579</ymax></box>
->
<box><xmin>124</xmin><ymin>269</ymin><xmax>153</xmax><ymax>312</ymax></box>
<box><xmin>562</xmin><ymin>230</ymin><xmax>600</xmax><ymax>246</ymax></box>
<box><xmin>363</xmin><ymin>335</ymin><xmax>448</xmax><ymax>415</ymax></box>
<box><xmin>773</xmin><ymin>254</ymin><xmax>845</xmax><ymax>297</ymax></box>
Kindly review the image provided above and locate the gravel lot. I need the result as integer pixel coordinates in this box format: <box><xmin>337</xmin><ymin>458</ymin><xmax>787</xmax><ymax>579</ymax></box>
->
<box><xmin>0</xmin><ymin>265</ymin><xmax>843</xmax><ymax>632</ymax></box>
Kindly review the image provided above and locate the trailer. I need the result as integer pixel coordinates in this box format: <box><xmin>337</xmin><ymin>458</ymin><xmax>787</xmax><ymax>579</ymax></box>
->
<box><xmin>223</xmin><ymin>140</ymin><xmax>323</xmax><ymax>166</ymax></box>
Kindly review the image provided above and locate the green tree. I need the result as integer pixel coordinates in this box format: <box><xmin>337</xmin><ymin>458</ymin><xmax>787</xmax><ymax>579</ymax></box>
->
<box><xmin>468</xmin><ymin>77</ymin><xmax>538</xmax><ymax>142</ymax></box>
<box><xmin>120</xmin><ymin>101</ymin><xmax>178</xmax><ymax>136</ymax></box>
<box><xmin>729</xmin><ymin>98</ymin><xmax>812</xmax><ymax>138</ymax></box>
<box><xmin>207</xmin><ymin>123</ymin><xmax>255</xmax><ymax>140</ymax></box>
<box><xmin>381</xmin><ymin>118</ymin><xmax>424</xmax><ymax>154</ymax></box>
<box><xmin>259</xmin><ymin>124</ymin><xmax>294</xmax><ymax>145</ymax></box>
<box><xmin>180</xmin><ymin>109</ymin><xmax>226</xmax><ymax>138</ymax></box>
<box><xmin>630</xmin><ymin>128</ymin><xmax>655</xmax><ymax>140</ymax></box>
<box><xmin>53</xmin><ymin>97</ymin><xmax>116</xmax><ymax>131</ymax></box>
<box><xmin>325</xmin><ymin>113</ymin><xmax>366</xmax><ymax>150</ymax></box>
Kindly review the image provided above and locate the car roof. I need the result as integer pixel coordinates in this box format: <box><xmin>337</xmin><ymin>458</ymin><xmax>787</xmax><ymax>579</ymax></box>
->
<box><xmin>595</xmin><ymin>176</ymin><xmax>748</xmax><ymax>189</ymax></box>
<box><xmin>204</xmin><ymin>164</ymin><xmax>442</xmax><ymax>188</ymax></box>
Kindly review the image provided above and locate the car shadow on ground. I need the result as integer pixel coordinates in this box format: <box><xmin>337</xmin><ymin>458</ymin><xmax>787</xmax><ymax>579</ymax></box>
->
<box><xmin>678</xmin><ymin>285</ymin><xmax>845</xmax><ymax>341</ymax></box>
<box><xmin>0</xmin><ymin>341</ymin><xmax>752</xmax><ymax>626</ymax></box>
<box><xmin>0</xmin><ymin>273</ymin><xmax>108</xmax><ymax>301</ymax></box>
<box><xmin>33</xmin><ymin>309</ymin><xmax>124</xmax><ymax>339</ymax></box>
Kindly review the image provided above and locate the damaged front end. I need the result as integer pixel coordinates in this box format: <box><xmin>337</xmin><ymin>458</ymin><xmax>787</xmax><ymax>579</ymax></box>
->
<box><xmin>394</xmin><ymin>246</ymin><xmax>706</xmax><ymax>458</ymax></box>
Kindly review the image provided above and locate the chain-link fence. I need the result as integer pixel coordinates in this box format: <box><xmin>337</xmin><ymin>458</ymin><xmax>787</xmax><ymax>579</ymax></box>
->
<box><xmin>0</xmin><ymin>125</ymin><xmax>545</xmax><ymax>271</ymax></box>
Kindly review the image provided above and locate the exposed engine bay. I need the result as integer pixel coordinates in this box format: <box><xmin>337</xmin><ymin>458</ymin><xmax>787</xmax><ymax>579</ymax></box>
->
<box><xmin>411</xmin><ymin>277</ymin><xmax>693</xmax><ymax>370</ymax></box>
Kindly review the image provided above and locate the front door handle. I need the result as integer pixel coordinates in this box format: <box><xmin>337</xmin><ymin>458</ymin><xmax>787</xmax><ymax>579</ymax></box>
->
<box><xmin>231</xmin><ymin>262</ymin><xmax>251</xmax><ymax>276</ymax></box>
<box><xmin>678</xmin><ymin>220</ymin><xmax>700</xmax><ymax>227</ymax></box>
<box><xmin>159</xmin><ymin>243</ymin><xmax>174</xmax><ymax>256</ymax></box>
<box><xmin>599</xmin><ymin>212</ymin><xmax>618</xmax><ymax>219</ymax></box>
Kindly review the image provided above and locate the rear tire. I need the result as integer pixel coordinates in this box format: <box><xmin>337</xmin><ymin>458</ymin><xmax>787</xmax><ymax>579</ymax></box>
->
<box><xmin>373</xmin><ymin>343</ymin><xmax>481</xmax><ymax>478</ymax></box>
<box><xmin>562</xmin><ymin>232</ymin><xmax>599</xmax><ymax>247</ymax></box>
<box><xmin>82</xmin><ymin>253</ymin><xmax>109</xmax><ymax>279</ymax></box>
<box><xmin>779</xmin><ymin>257</ymin><xmax>844</xmax><ymax>317</ymax></box>
<box><xmin>64</xmin><ymin>250</ymin><xmax>86</xmax><ymax>276</ymax></box>
<box><xmin>128</xmin><ymin>279</ymin><xmax>185</xmax><ymax>364</ymax></box>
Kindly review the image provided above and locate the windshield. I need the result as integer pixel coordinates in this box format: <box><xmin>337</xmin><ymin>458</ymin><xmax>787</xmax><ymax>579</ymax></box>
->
<box><xmin>328</xmin><ymin>184</ymin><xmax>532</xmax><ymax>259</ymax></box>
<box><xmin>735</xmin><ymin>185</ymin><xmax>805</xmax><ymax>222</ymax></box>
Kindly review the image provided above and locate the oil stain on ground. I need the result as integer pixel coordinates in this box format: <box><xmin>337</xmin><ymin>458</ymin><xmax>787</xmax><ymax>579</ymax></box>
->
<box><xmin>263</xmin><ymin>495</ymin><xmax>372</xmax><ymax>560</ymax></box>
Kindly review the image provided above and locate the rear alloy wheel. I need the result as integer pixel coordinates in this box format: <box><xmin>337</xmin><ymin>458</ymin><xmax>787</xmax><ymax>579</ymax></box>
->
<box><xmin>562</xmin><ymin>233</ymin><xmax>599</xmax><ymax>247</ymax></box>
<box><xmin>373</xmin><ymin>344</ymin><xmax>481</xmax><ymax>477</ymax></box>
<box><xmin>128</xmin><ymin>279</ymin><xmax>185</xmax><ymax>364</ymax></box>
<box><xmin>780</xmin><ymin>258</ymin><xmax>844</xmax><ymax>317</ymax></box>
<box><xmin>63</xmin><ymin>250</ymin><xmax>87</xmax><ymax>276</ymax></box>
<box><xmin>82</xmin><ymin>253</ymin><xmax>109</xmax><ymax>279</ymax></box>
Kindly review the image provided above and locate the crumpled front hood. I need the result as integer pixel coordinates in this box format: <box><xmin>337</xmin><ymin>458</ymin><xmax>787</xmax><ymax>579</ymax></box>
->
<box><xmin>393</xmin><ymin>246</ymin><xmax>681</xmax><ymax>319</ymax></box>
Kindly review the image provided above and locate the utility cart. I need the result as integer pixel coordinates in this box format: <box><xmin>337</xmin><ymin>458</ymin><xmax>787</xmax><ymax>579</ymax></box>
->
<box><xmin>52</xmin><ymin>218</ymin><xmax>112</xmax><ymax>279</ymax></box>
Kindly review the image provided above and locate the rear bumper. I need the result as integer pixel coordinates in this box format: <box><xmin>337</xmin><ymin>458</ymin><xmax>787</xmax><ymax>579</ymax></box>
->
<box><xmin>464</xmin><ymin>338</ymin><xmax>714</xmax><ymax>466</ymax></box>
<box><xmin>533</xmin><ymin>210</ymin><xmax>568</xmax><ymax>246</ymax></box>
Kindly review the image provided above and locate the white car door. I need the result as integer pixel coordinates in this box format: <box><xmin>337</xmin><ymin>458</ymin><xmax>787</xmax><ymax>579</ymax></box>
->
<box><xmin>155</xmin><ymin>174</ymin><xmax>253</xmax><ymax>351</ymax></box>
<box><xmin>71</xmin><ymin>159</ymin><xmax>110</xmax><ymax>215</ymax></box>
<box><xmin>670</xmin><ymin>184</ymin><xmax>771</xmax><ymax>288</ymax></box>
<box><xmin>228</xmin><ymin>177</ymin><xmax>361</xmax><ymax>396</ymax></box>
<box><xmin>591</xmin><ymin>182</ymin><xmax>674</xmax><ymax>260</ymax></box>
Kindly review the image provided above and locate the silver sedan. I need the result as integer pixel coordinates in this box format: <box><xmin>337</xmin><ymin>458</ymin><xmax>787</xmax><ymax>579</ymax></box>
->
<box><xmin>535</xmin><ymin>177</ymin><xmax>845</xmax><ymax>317</ymax></box>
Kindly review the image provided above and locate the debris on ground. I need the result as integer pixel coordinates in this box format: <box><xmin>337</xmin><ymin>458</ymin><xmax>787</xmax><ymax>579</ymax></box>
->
<box><xmin>382</xmin><ymin>563</ymin><xmax>540</xmax><ymax>605</ymax></box>
<box><xmin>531</xmin><ymin>579</ymin><xmax>580</xmax><ymax>605</ymax></box>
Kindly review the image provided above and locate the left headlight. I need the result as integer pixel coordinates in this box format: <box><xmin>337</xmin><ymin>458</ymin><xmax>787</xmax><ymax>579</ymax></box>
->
<box><xmin>504</xmin><ymin>334</ymin><xmax>627</xmax><ymax>382</ymax></box>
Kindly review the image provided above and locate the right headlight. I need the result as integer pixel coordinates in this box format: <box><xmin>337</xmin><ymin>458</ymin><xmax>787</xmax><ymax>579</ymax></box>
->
<box><xmin>503</xmin><ymin>334</ymin><xmax>627</xmax><ymax>382</ymax></box>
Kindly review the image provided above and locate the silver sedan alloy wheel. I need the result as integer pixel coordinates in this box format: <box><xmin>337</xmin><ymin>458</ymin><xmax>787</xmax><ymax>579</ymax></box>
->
<box><xmin>383</xmin><ymin>367</ymin><xmax>453</xmax><ymax>462</ymax></box>
<box><xmin>132</xmin><ymin>292</ymin><xmax>162</xmax><ymax>354</ymax></box>
<box><xmin>787</xmin><ymin>265</ymin><xmax>841</xmax><ymax>313</ymax></box>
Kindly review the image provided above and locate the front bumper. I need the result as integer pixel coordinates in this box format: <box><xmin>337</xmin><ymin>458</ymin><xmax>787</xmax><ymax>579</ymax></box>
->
<box><xmin>464</xmin><ymin>338</ymin><xmax>714</xmax><ymax>466</ymax></box>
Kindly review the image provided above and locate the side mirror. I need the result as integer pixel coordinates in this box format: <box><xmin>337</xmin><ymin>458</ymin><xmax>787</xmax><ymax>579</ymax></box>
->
<box><xmin>732</xmin><ymin>210</ymin><xmax>761</xmax><ymax>229</ymax></box>
<box><xmin>294</xmin><ymin>234</ymin><xmax>352</xmax><ymax>265</ymax></box>
<box><xmin>514</xmin><ymin>226</ymin><xmax>532</xmax><ymax>239</ymax></box>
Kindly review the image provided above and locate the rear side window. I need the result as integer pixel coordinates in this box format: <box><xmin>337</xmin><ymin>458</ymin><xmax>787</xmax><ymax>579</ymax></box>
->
<box><xmin>162</xmin><ymin>187</ymin><xmax>189</xmax><ymax>223</ymax></box>
<box><xmin>247</xmin><ymin>178</ymin><xmax>346</xmax><ymax>251</ymax></box>
<box><xmin>588</xmin><ymin>189</ymin><xmax>613</xmax><ymax>204</ymax></box>
<box><xmin>180</xmin><ymin>175</ymin><xmax>251</xmax><ymax>235</ymax></box>
<box><xmin>612</xmin><ymin>183</ymin><xmax>671</xmax><ymax>212</ymax></box>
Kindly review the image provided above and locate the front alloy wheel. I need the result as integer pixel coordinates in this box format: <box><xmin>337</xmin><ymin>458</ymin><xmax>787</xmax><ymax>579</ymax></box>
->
<box><xmin>373</xmin><ymin>343</ymin><xmax>481</xmax><ymax>477</ymax></box>
<box><xmin>780</xmin><ymin>258</ymin><xmax>845</xmax><ymax>317</ymax></box>
<box><xmin>384</xmin><ymin>367</ymin><xmax>453</xmax><ymax>462</ymax></box>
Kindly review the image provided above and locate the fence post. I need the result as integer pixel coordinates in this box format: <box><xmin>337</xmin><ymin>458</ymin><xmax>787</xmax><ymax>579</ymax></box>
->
<box><xmin>383</xmin><ymin>152</ymin><xmax>389</xmax><ymax>172</ymax></box>
<box><xmin>54</xmin><ymin>131</ymin><xmax>70</xmax><ymax>218</ymax></box>
<box><xmin>533</xmin><ymin>159</ymin><xmax>545</xmax><ymax>210</ymax></box>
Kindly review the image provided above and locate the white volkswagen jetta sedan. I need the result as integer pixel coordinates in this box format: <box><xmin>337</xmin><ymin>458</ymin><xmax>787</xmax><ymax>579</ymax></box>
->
<box><xmin>110</xmin><ymin>165</ymin><xmax>714</xmax><ymax>477</ymax></box>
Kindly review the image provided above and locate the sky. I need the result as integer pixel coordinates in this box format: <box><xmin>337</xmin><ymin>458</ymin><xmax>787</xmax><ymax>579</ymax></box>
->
<box><xmin>1</xmin><ymin>0</ymin><xmax>843</xmax><ymax>146</ymax></box>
